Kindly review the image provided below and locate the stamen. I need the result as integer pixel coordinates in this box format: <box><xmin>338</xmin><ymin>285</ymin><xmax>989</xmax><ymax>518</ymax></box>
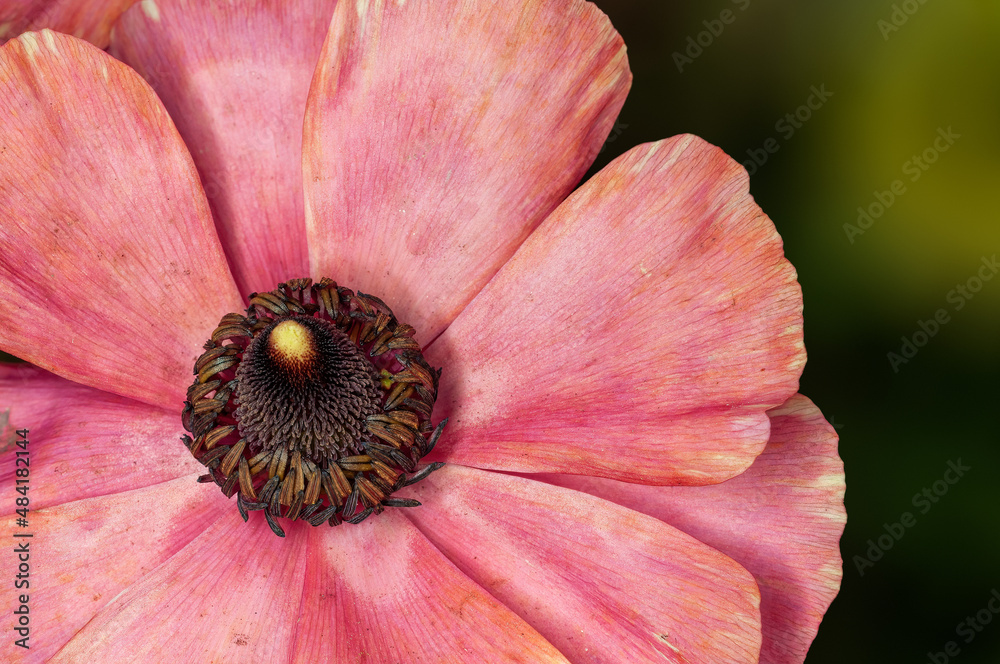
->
<box><xmin>181</xmin><ymin>278</ymin><xmax>445</xmax><ymax>536</ymax></box>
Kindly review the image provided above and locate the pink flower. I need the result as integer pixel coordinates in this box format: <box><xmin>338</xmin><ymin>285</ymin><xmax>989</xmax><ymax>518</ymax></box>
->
<box><xmin>0</xmin><ymin>0</ymin><xmax>136</xmax><ymax>48</ymax></box>
<box><xmin>0</xmin><ymin>2</ymin><xmax>845</xmax><ymax>663</ymax></box>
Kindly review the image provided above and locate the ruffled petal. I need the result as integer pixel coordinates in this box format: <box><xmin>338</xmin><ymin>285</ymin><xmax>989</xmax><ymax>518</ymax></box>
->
<box><xmin>304</xmin><ymin>0</ymin><xmax>630</xmax><ymax>342</ymax></box>
<box><xmin>0</xmin><ymin>476</ymin><xmax>229</xmax><ymax>664</ymax></box>
<box><xmin>0</xmin><ymin>31</ymin><xmax>243</xmax><ymax>410</ymax></box>
<box><xmin>293</xmin><ymin>509</ymin><xmax>569</xmax><ymax>663</ymax></box>
<box><xmin>403</xmin><ymin>465</ymin><xmax>762</xmax><ymax>664</ymax></box>
<box><xmin>51</xmin><ymin>509</ymin><xmax>307</xmax><ymax>663</ymax></box>
<box><xmin>0</xmin><ymin>363</ymin><xmax>201</xmax><ymax>513</ymax></box>
<box><xmin>543</xmin><ymin>394</ymin><xmax>846</xmax><ymax>664</ymax></box>
<box><xmin>427</xmin><ymin>136</ymin><xmax>804</xmax><ymax>484</ymax></box>
<box><xmin>0</xmin><ymin>0</ymin><xmax>136</xmax><ymax>48</ymax></box>
<box><xmin>111</xmin><ymin>0</ymin><xmax>337</xmax><ymax>295</ymax></box>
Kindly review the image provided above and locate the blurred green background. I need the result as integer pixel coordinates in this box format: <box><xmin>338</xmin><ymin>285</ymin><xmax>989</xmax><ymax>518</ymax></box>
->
<box><xmin>588</xmin><ymin>0</ymin><xmax>999</xmax><ymax>661</ymax></box>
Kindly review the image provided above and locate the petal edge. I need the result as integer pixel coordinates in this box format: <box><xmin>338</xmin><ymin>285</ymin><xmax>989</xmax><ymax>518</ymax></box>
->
<box><xmin>428</xmin><ymin>136</ymin><xmax>805</xmax><ymax>484</ymax></box>
<box><xmin>0</xmin><ymin>31</ymin><xmax>243</xmax><ymax>410</ymax></box>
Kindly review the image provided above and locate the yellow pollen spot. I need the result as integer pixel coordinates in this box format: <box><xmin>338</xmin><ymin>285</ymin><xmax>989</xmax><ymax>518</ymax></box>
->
<box><xmin>269</xmin><ymin>320</ymin><xmax>313</xmax><ymax>361</ymax></box>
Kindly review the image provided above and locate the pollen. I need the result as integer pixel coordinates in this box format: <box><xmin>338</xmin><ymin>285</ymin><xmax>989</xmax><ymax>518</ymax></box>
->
<box><xmin>180</xmin><ymin>278</ymin><xmax>447</xmax><ymax>537</ymax></box>
<box><xmin>268</xmin><ymin>319</ymin><xmax>314</xmax><ymax>362</ymax></box>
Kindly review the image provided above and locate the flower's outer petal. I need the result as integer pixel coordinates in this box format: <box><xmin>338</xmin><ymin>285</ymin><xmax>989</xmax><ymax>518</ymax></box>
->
<box><xmin>51</xmin><ymin>509</ymin><xmax>307</xmax><ymax>664</ymax></box>
<box><xmin>0</xmin><ymin>477</ymin><xmax>230</xmax><ymax>664</ymax></box>
<box><xmin>293</xmin><ymin>509</ymin><xmax>570</xmax><ymax>663</ymax></box>
<box><xmin>111</xmin><ymin>1</ymin><xmax>337</xmax><ymax>295</ymax></box>
<box><xmin>0</xmin><ymin>31</ymin><xmax>244</xmax><ymax>411</ymax></box>
<box><xmin>0</xmin><ymin>0</ymin><xmax>137</xmax><ymax>48</ymax></box>
<box><xmin>541</xmin><ymin>394</ymin><xmax>846</xmax><ymax>664</ymax></box>
<box><xmin>427</xmin><ymin>136</ymin><xmax>804</xmax><ymax>485</ymax></box>
<box><xmin>305</xmin><ymin>0</ymin><xmax>630</xmax><ymax>343</ymax></box>
<box><xmin>0</xmin><ymin>363</ymin><xmax>202</xmax><ymax>513</ymax></box>
<box><xmin>403</xmin><ymin>465</ymin><xmax>763</xmax><ymax>664</ymax></box>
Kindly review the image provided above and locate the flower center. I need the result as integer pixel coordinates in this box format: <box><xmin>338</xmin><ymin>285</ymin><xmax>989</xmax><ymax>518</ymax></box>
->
<box><xmin>181</xmin><ymin>278</ymin><xmax>446</xmax><ymax>537</ymax></box>
<box><xmin>236</xmin><ymin>316</ymin><xmax>382</xmax><ymax>459</ymax></box>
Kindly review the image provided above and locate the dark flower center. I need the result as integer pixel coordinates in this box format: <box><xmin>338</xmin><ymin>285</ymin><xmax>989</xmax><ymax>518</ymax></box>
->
<box><xmin>235</xmin><ymin>317</ymin><xmax>383</xmax><ymax>458</ymax></box>
<box><xmin>181</xmin><ymin>278</ymin><xmax>446</xmax><ymax>537</ymax></box>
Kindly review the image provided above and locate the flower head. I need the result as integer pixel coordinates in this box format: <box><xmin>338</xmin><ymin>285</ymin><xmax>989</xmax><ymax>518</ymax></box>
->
<box><xmin>0</xmin><ymin>2</ymin><xmax>845</xmax><ymax>662</ymax></box>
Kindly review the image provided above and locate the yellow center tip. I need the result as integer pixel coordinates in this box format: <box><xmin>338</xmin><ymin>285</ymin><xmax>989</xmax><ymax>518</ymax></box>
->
<box><xmin>269</xmin><ymin>319</ymin><xmax>313</xmax><ymax>361</ymax></box>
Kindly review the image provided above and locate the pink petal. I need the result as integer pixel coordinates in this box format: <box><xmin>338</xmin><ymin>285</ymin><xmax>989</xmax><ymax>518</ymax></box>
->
<box><xmin>542</xmin><ymin>394</ymin><xmax>846</xmax><ymax>664</ymax></box>
<box><xmin>0</xmin><ymin>476</ymin><xmax>229</xmax><ymax>664</ymax></box>
<box><xmin>304</xmin><ymin>0</ymin><xmax>630</xmax><ymax>342</ymax></box>
<box><xmin>52</xmin><ymin>509</ymin><xmax>307</xmax><ymax>663</ymax></box>
<box><xmin>427</xmin><ymin>136</ymin><xmax>804</xmax><ymax>484</ymax></box>
<box><xmin>0</xmin><ymin>363</ymin><xmax>201</xmax><ymax>512</ymax></box>
<box><xmin>0</xmin><ymin>0</ymin><xmax>136</xmax><ymax>48</ymax></box>
<box><xmin>0</xmin><ymin>31</ymin><xmax>243</xmax><ymax>410</ymax></box>
<box><xmin>111</xmin><ymin>0</ymin><xmax>337</xmax><ymax>295</ymax></box>
<box><xmin>403</xmin><ymin>465</ymin><xmax>763</xmax><ymax>664</ymax></box>
<box><xmin>293</xmin><ymin>509</ymin><xmax>569</xmax><ymax>663</ymax></box>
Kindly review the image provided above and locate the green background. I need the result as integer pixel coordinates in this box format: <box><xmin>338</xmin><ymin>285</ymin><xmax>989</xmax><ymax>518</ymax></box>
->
<box><xmin>588</xmin><ymin>0</ymin><xmax>999</xmax><ymax>661</ymax></box>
